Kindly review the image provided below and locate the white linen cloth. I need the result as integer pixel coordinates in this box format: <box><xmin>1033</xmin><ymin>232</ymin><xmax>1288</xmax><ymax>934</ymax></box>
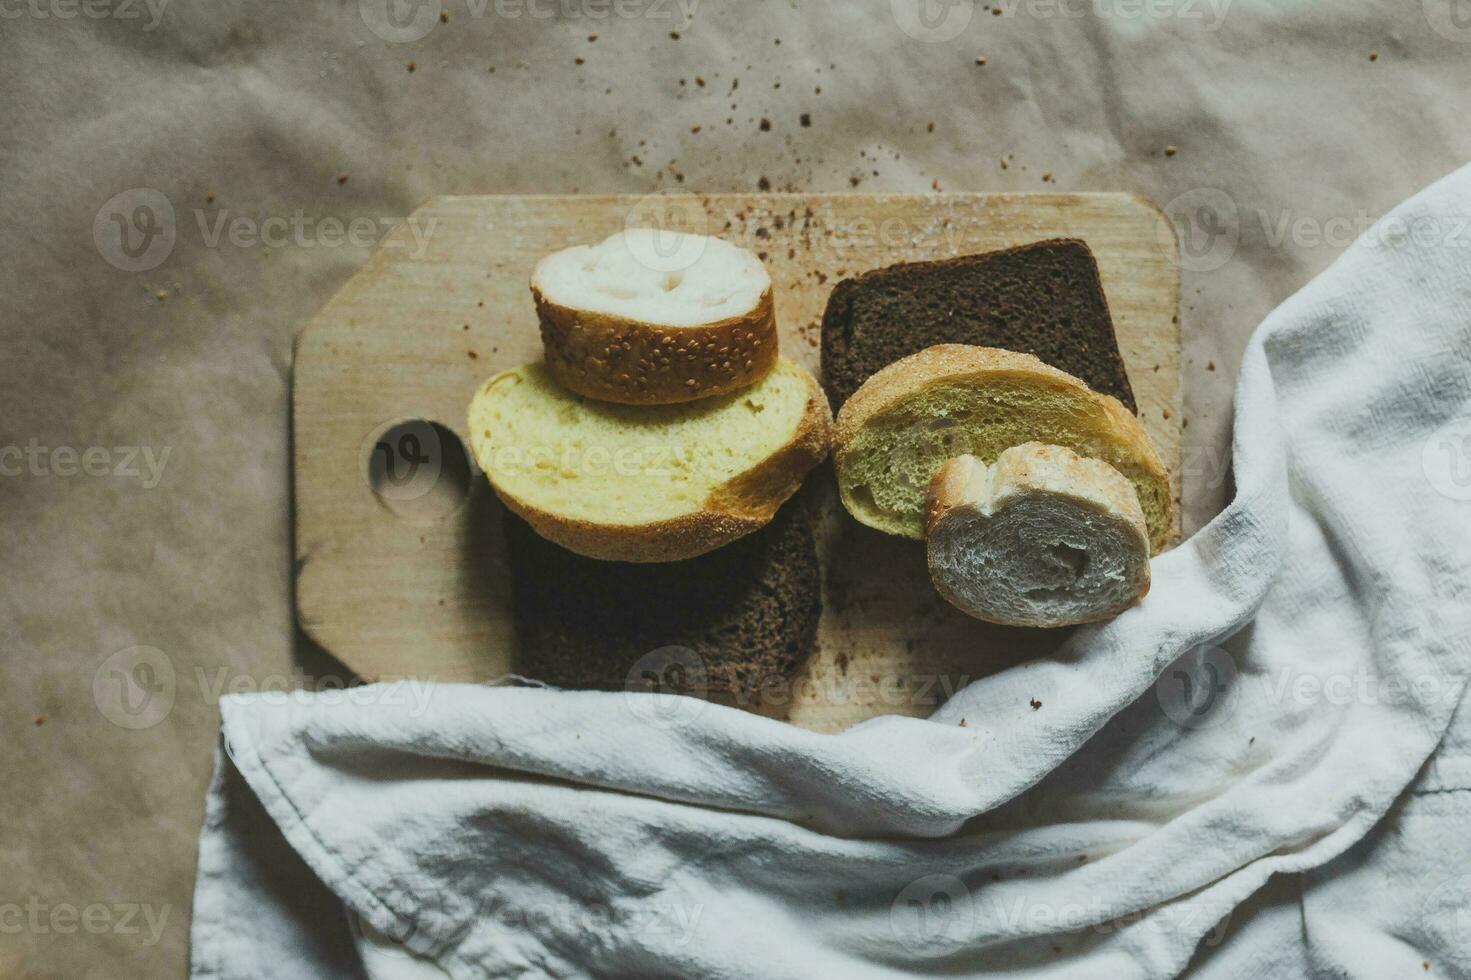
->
<box><xmin>190</xmin><ymin>166</ymin><xmax>1471</xmax><ymax>979</ymax></box>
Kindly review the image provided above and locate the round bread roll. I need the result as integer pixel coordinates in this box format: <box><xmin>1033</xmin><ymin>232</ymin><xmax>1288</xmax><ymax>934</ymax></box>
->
<box><xmin>926</xmin><ymin>443</ymin><xmax>1151</xmax><ymax>628</ymax></box>
<box><xmin>532</xmin><ymin>229</ymin><xmax>779</xmax><ymax>405</ymax></box>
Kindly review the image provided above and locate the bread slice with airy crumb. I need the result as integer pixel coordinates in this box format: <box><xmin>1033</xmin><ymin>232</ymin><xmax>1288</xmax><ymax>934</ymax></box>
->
<box><xmin>926</xmin><ymin>444</ymin><xmax>1152</xmax><ymax>627</ymax></box>
<box><xmin>533</xmin><ymin>229</ymin><xmax>779</xmax><ymax>405</ymax></box>
<box><xmin>468</xmin><ymin>356</ymin><xmax>831</xmax><ymax>562</ymax></box>
<box><xmin>833</xmin><ymin>344</ymin><xmax>1172</xmax><ymax>552</ymax></box>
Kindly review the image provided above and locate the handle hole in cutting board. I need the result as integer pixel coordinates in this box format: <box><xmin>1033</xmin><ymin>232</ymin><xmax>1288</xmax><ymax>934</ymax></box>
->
<box><xmin>363</xmin><ymin>419</ymin><xmax>473</xmax><ymax>524</ymax></box>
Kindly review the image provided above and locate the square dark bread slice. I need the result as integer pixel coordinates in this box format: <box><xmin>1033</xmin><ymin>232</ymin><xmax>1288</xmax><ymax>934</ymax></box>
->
<box><xmin>820</xmin><ymin>238</ymin><xmax>1137</xmax><ymax>413</ymax></box>
<box><xmin>506</xmin><ymin>493</ymin><xmax>820</xmax><ymax>696</ymax></box>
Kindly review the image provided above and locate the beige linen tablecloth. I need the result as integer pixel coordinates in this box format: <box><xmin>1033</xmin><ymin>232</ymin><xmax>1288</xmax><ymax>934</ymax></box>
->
<box><xmin>3</xmin><ymin>2</ymin><xmax>1470</xmax><ymax>976</ymax></box>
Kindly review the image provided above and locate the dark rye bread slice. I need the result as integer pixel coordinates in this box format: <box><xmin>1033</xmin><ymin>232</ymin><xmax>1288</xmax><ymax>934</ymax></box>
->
<box><xmin>820</xmin><ymin>238</ymin><xmax>1137</xmax><ymax>412</ymax></box>
<box><xmin>506</xmin><ymin>493</ymin><xmax>820</xmax><ymax>696</ymax></box>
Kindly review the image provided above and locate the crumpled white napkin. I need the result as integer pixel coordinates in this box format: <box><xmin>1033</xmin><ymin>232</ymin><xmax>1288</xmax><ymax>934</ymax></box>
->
<box><xmin>191</xmin><ymin>166</ymin><xmax>1471</xmax><ymax>980</ymax></box>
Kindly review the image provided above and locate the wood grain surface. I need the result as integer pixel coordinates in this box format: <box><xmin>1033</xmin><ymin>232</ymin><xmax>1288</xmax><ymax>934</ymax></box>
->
<box><xmin>293</xmin><ymin>193</ymin><xmax>1181</xmax><ymax>732</ymax></box>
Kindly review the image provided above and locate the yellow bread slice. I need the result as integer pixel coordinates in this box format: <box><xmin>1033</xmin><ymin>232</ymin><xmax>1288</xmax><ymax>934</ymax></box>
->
<box><xmin>833</xmin><ymin>344</ymin><xmax>1172</xmax><ymax>552</ymax></box>
<box><xmin>468</xmin><ymin>357</ymin><xmax>831</xmax><ymax>562</ymax></box>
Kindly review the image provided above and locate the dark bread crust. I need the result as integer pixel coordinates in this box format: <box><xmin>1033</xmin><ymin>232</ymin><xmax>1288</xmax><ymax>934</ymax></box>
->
<box><xmin>506</xmin><ymin>491</ymin><xmax>821</xmax><ymax>695</ymax></box>
<box><xmin>535</xmin><ymin>286</ymin><xmax>780</xmax><ymax>405</ymax></box>
<box><xmin>820</xmin><ymin>239</ymin><xmax>1137</xmax><ymax>412</ymax></box>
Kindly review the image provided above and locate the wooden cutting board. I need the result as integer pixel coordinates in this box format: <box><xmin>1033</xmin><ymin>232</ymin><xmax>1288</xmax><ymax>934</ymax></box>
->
<box><xmin>294</xmin><ymin>193</ymin><xmax>1181</xmax><ymax>733</ymax></box>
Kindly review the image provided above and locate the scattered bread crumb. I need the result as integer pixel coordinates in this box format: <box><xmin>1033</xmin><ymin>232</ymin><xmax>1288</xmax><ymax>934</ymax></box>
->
<box><xmin>1165</xmin><ymin>145</ymin><xmax>1179</xmax><ymax>157</ymax></box>
<box><xmin>932</xmin><ymin>179</ymin><xmax>942</xmax><ymax>191</ymax></box>
<box><xmin>439</xmin><ymin>9</ymin><xmax>448</xmax><ymax>21</ymax></box>
<box><xmin>587</xmin><ymin>32</ymin><xmax>597</xmax><ymax>41</ymax></box>
<box><xmin>406</xmin><ymin>60</ymin><xmax>416</xmax><ymax>72</ymax></box>
<box><xmin>1369</xmin><ymin>51</ymin><xmax>1379</xmax><ymax>61</ymax></box>
<box><xmin>575</xmin><ymin>56</ymin><xmax>584</xmax><ymax>65</ymax></box>
<box><xmin>690</xmin><ymin>124</ymin><xmax>701</xmax><ymax>133</ymax></box>
<box><xmin>975</xmin><ymin>56</ymin><xmax>987</xmax><ymax>65</ymax></box>
<box><xmin>926</xmin><ymin>121</ymin><xmax>936</xmax><ymax>132</ymax></box>
<box><xmin>34</xmin><ymin>715</ymin><xmax>45</xmax><ymax>726</ymax></box>
<box><xmin>1163</xmin><ymin>408</ymin><xmax>1172</xmax><ymax>419</ymax></box>
<box><xmin>467</xmin><ymin>350</ymin><xmax>478</xmax><ymax>359</ymax></box>
<box><xmin>205</xmin><ymin>191</ymin><xmax>216</xmax><ymax>204</ymax></box>
<box><xmin>669</xmin><ymin>30</ymin><xmax>681</xmax><ymax>39</ymax></box>
<box><xmin>156</xmin><ymin>290</ymin><xmax>168</xmax><ymax>301</ymax></box>
<box><xmin>1207</xmin><ymin>360</ymin><xmax>1216</xmax><ymax>371</ymax></box>
<box><xmin>336</xmin><ymin>173</ymin><xmax>350</xmax><ymax>185</ymax></box>
<box><xmin>999</xmin><ymin>158</ymin><xmax>1008</xmax><ymax>170</ymax></box>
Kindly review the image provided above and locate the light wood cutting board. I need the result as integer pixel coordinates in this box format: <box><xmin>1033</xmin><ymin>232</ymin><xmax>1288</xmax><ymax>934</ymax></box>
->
<box><xmin>293</xmin><ymin>193</ymin><xmax>1181</xmax><ymax>733</ymax></box>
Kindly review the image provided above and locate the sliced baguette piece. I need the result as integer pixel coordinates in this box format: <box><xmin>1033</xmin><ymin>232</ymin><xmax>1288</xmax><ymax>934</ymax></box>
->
<box><xmin>926</xmin><ymin>445</ymin><xmax>1152</xmax><ymax>627</ymax></box>
<box><xmin>468</xmin><ymin>356</ymin><xmax>831</xmax><ymax>562</ymax></box>
<box><xmin>832</xmin><ymin>344</ymin><xmax>1172</xmax><ymax>552</ymax></box>
<box><xmin>532</xmin><ymin>228</ymin><xmax>779</xmax><ymax>405</ymax></box>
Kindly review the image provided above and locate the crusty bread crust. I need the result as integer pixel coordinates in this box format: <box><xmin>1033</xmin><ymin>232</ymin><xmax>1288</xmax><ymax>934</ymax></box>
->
<box><xmin>533</xmin><ymin>285</ymin><xmax>780</xmax><ymax>405</ymax></box>
<box><xmin>928</xmin><ymin>443</ymin><xmax>1148</xmax><ymax>539</ymax></box>
<box><xmin>833</xmin><ymin>344</ymin><xmax>1173</xmax><ymax>552</ymax></box>
<box><xmin>926</xmin><ymin>453</ymin><xmax>988</xmax><ymax>532</ymax></box>
<box><xmin>477</xmin><ymin>366</ymin><xmax>832</xmax><ymax>562</ymax></box>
